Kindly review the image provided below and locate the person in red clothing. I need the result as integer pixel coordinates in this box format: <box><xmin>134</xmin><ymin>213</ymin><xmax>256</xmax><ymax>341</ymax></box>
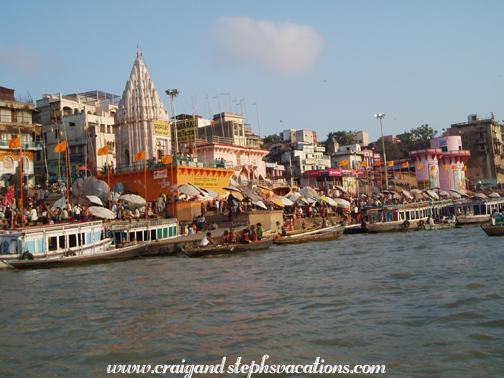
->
<box><xmin>250</xmin><ymin>225</ymin><xmax>258</xmax><ymax>242</ymax></box>
<box><xmin>239</xmin><ymin>229</ymin><xmax>251</xmax><ymax>244</ymax></box>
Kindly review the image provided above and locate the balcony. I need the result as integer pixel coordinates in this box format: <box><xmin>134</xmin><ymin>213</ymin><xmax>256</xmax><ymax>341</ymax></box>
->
<box><xmin>0</xmin><ymin>140</ymin><xmax>43</xmax><ymax>150</ymax></box>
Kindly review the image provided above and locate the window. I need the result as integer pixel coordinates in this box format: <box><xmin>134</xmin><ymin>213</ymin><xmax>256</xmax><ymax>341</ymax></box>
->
<box><xmin>69</xmin><ymin>122</ymin><xmax>75</xmax><ymax>127</ymax></box>
<box><xmin>3</xmin><ymin>156</ymin><xmax>14</xmax><ymax>169</ymax></box>
<box><xmin>0</xmin><ymin>109</ymin><xmax>12</xmax><ymax>122</ymax></box>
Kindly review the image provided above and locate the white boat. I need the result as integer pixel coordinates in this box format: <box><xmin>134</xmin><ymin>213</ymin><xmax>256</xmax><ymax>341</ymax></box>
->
<box><xmin>0</xmin><ymin>221</ymin><xmax>113</xmax><ymax>268</ymax></box>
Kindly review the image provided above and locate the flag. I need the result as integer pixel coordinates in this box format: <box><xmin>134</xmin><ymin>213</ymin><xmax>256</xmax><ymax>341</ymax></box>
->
<box><xmin>452</xmin><ymin>165</ymin><xmax>458</xmax><ymax>170</ymax></box>
<box><xmin>2</xmin><ymin>185</ymin><xmax>14</xmax><ymax>206</ymax></box>
<box><xmin>162</xmin><ymin>155</ymin><xmax>172</xmax><ymax>165</ymax></box>
<box><xmin>443</xmin><ymin>165</ymin><xmax>448</xmax><ymax>170</ymax></box>
<box><xmin>338</xmin><ymin>159</ymin><xmax>348</xmax><ymax>167</ymax></box>
<box><xmin>402</xmin><ymin>162</ymin><xmax>409</xmax><ymax>168</ymax></box>
<box><xmin>430</xmin><ymin>166</ymin><xmax>436</xmax><ymax>171</ymax></box>
<box><xmin>97</xmin><ymin>145</ymin><xmax>108</xmax><ymax>156</ymax></box>
<box><xmin>462</xmin><ymin>166</ymin><xmax>467</xmax><ymax>171</ymax></box>
<box><xmin>8</xmin><ymin>137</ymin><xmax>21</xmax><ymax>149</ymax></box>
<box><xmin>373</xmin><ymin>160</ymin><xmax>381</xmax><ymax>167</ymax></box>
<box><xmin>387</xmin><ymin>161</ymin><xmax>394</xmax><ymax>167</ymax></box>
<box><xmin>54</xmin><ymin>140</ymin><xmax>67</xmax><ymax>153</ymax></box>
<box><xmin>360</xmin><ymin>161</ymin><xmax>367</xmax><ymax>167</ymax></box>
<box><xmin>417</xmin><ymin>163</ymin><xmax>423</xmax><ymax>169</ymax></box>
<box><xmin>135</xmin><ymin>150</ymin><xmax>146</xmax><ymax>161</ymax></box>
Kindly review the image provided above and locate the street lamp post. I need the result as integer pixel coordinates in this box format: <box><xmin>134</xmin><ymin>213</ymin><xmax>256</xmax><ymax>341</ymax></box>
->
<box><xmin>166</xmin><ymin>89</ymin><xmax>180</xmax><ymax>154</ymax></box>
<box><xmin>375</xmin><ymin>114</ymin><xmax>388</xmax><ymax>190</ymax></box>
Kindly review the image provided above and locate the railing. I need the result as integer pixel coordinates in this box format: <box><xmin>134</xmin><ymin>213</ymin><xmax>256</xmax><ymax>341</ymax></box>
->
<box><xmin>0</xmin><ymin>140</ymin><xmax>43</xmax><ymax>149</ymax></box>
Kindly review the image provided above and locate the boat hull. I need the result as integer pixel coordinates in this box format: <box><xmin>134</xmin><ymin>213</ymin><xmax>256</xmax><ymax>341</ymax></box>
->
<box><xmin>481</xmin><ymin>225</ymin><xmax>504</xmax><ymax>236</ymax></box>
<box><xmin>3</xmin><ymin>242</ymin><xmax>149</xmax><ymax>269</ymax></box>
<box><xmin>181</xmin><ymin>237</ymin><xmax>274</xmax><ymax>258</ymax></box>
<box><xmin>366</xmin><ymin>219</ymin><xmax>427</xmax><ymax>233</ymax></box>
<box><xmin>274</xmin><ymin>226</ymin><xmax>345</xmax><ymax>244</ymax></box>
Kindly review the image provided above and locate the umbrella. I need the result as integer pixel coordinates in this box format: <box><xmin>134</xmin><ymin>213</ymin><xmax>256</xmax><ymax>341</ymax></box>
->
<box><xmin>113</xmin><ymin>182</ymin><xmax>125</xmax><ymax>195</ymax></box>
<box><xmin>120</xmin><ymin>194</ymin><xmax>146</xmax><ymax>204</ymax></box>
<box><xmin>88</xmin><ymin>206</ymin><xmax>116</xmax><ymax>220</ymax></box>
<box><xmin>402</xmin><ymin>190</ymin><xmax>413</xmax><ymax>199</ymax></box>
<box><xmin>77</xmin><ymin>166</ymin><xmax>89</xmax><ymax>171</ymax></box>
<box><xmin>71</xmin><ymin>178</ymin><xmax>85</xmax><ymax>197</ymax></box>
<box><xmin>269</xmin><ymin>197</ymin><xmax>285</xmax><ymax>207</ymax></box>
<box><xmin>110</xmin><ymin>192</ymin><xmax>121</xmax><ymax>202</ymax></box>
<box><xmin>305</xmin><ymin>197</ymin><xmax>318</xmax><ymax>204</ymax></box>
<box><xmin>228</xmin><ymin>191</ymin><xmax>244</xmax><ymax>201</ymax></box>
<box><xmin>300</xmin><ymin>186</ymin><xmax>319</xmax><ymax>199</ymax></box>
<box><xmin>488</xmin><ymin>192</ymin><xmax>500</xmax><ymax>198</ymax></box>
<box><xmin>223</xmin><ymin>186</ymin><xmax>242</xmax><ymax>192</ymax></box>
<box><xmin>335</xmin><ymin>185</ymin><xmax>348</xmax><ymax>194</ymax></box>
<box><xmin>439</xmin><ymin>190</ymin><xmax>450</xmax><ymax>197</ymax></box>
<box><xmin>200</xmin><ymin>188</ymin><xmax>219</xmax><ymax>199</ymax></box>
<box><xmin>83</xmin><ymin>195</ymin><xmax>103</xmax><ymax>206</ymax></box>
<box><xmin>242</xmin><ymin>189</ymin><xmax>263</xmax><ymax>202</ymax></box>
<box><xmin>178</xmin><ymin>184</ymin><xmax>203</xmax><ymax>197</ymax></box>
<box><xmin>474</xmin><ymin>192</ymin><xmax>487</xmax><ymax>199</ymax></box>
<box><xmin>334</xmin><ymin>198</ymin><xmax>351</xmax><ymax>208</ymax></box>
<box><xmin>411</xmin><ymin>189</ymin><xmax>423</xmax><ymax>194</ymax></box>
<box><xmin>288</xmin><ymin>193</ymin><xmax>304</xmax><ymax>202</ymax></box>
<box><xmin>256</xmin><ymin>185</ymin><xmax>274</xmax><ymax>199</ymax></box>
<box><xmin>321</xmin><ymin>195</ymin><xmax>336</xmax><ymax>207</ymax></box>
<box><xmin>277</xmin><ymin>196</ymin><xmax>294</xmax><ymax>206</ymax></box>
<box><xmin>252</xmin><ymin>200</ymin><xmax>267</xmax><ymax>209</ymax></box>
<box><xmin>449</xmin><ymin>189</ymin><xmax>462</xmax><ymax>199</ymax></box>
<box><xmin>51</xmin><ymin>197</ymin><xmax>67</xmax><ymax>212</ymax></box>
<box><xmin>426</xmin><ymin>190</ymin><xmax>439</xmax><ymax>200</ymax></box>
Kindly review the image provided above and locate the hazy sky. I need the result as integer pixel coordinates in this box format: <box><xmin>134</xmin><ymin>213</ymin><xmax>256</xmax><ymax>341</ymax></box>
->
<box><xmin>1</xmin><ymin>0</ymin><xmax>503</xmax><ymax>142</ymax></box>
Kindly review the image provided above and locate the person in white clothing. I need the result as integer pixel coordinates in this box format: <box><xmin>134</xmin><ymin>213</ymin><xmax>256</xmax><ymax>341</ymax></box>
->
<box><xmin>199</xmin><ymin>232</ymin><xmax>215</xmax><ymax>248</ymax></box>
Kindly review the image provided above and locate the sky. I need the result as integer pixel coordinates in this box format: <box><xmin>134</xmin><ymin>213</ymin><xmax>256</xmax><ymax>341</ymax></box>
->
<box><xmin>1</xmin><ymin>0</ymin><xmax>504</xmax><ymax>143</ymax></box>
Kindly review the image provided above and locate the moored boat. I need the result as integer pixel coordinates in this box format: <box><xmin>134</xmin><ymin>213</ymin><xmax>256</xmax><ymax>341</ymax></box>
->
<box><xmin>3</xmin><ymin>241</ymin><xmax>149</xmax><ymax>269</ymax></box>
<box><xmin>481</xmin><ymin>225</ymin><xmax>504</xmax><ymax>236</ymax></box>
<box><xmin>181</xmin><ymin>237</ymin><xmax>274</xmax><ymax>258</ymax></box>
<box><xmin>423</xmin><ymin>222</ymin><xmax>457</xmax><ymax>231</ymax></box>
<box><xmin>274</xmin><ymin>225</ymin><xmax>346</xmax><ymax>244</ymax></box>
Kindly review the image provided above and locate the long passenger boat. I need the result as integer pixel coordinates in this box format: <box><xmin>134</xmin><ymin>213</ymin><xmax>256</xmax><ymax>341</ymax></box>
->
<box><xmin>446</xmin><ymin>199</ymin><xmax>504</xmax><ymax>225</ymax></box>
<box><xmin>181</xmin><ymin>237</ymin><xmax>274</xmax><ymax>258</ymax></box>
<box><xmin>0</xmin><ymin>220</ymin><xmax>114</xmax><ymax>268</ymax></box>
<box><xmin>274</xmin><ymin>225</ymin><xmax>346</xmax><ymax>244</ymax></box>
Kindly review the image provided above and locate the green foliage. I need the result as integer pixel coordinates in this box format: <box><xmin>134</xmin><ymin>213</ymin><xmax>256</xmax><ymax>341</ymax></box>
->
<box><xmin>323</xmin><ymin>131</ymin><xmax>355</xmax><ymax>149</ymax></box>
<box><xmin>375</xmin><ymin>138</ymin><xmax>405</xmax><ymax>160</ymax></box>
<box><xmin>263</xmin><ymin>134</ymin><xmax>279</xmax><ymax>144</ymax></box>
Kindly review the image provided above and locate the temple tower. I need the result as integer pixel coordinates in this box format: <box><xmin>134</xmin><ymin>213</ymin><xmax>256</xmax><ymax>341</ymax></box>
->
<box><xmin>114</xmin><ymin>52</ymin><xmax>170</xmax><ymax>167</ymax></box>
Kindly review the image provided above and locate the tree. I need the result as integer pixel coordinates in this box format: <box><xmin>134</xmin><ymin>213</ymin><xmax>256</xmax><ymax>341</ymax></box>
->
<box><xmin>323</xmin><ymin>131</ymin><xmax>355</xmax><ymax>150</ymax></box>
<box><xmin>375</xmin><ymin>138</ymin><xmax>404</xmax><ymax>161</ymax></box>
<box><xmin>263</xmin><ymin>134</ymin><xmax>279</xmax><ymax>145</ymax></box>
<box><xmin>411</xmin><ymin>124</ymin><xmax>438</xmax><ymax>149</ymax></box>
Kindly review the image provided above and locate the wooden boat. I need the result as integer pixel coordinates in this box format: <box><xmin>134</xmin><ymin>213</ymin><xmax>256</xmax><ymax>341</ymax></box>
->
<box><xmin>0</xmin><ymin>220</ymin><xmax>113</xmax><ymax>267</ymax></box>
<box><xmin>274</xmin><ymin>225</ymin><xmax>346</xmax><ymax>244</ymax></box>
<box><xmin>481</xmin><ymin>224</ymin><xmax>504</xmax><ymax>236</ymax></box>
<box><xmin>181</xmin><ymin>237</ymin><xmax>274</xmax><ymax>258</ymax></box>
<box><xmin>344</xmin><ymin>223</ymin><xmax>368</xmax><ymax>234</ymax></box>
<box><xmin>3</xmin><ymin>241</ymin><xmax>150</xmax><ymax>269</ymax></box>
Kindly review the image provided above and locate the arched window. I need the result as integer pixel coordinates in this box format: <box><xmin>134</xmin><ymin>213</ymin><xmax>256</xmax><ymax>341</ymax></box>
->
<box><xmin>21</xmin><ymin>156</ymin><xmax>29</xmax><ymax>173</ymax></box>
<box><xmin>3</xmin><ymin>156</ymin><xmax>13</xmax><ymax>169</ymax></box>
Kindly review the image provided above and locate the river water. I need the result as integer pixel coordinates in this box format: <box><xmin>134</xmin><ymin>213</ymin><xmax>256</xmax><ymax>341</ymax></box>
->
<box><xmin>1</xmin><ymin>225</ymin><xmax>503</xmax><ymax>377</ymax></box>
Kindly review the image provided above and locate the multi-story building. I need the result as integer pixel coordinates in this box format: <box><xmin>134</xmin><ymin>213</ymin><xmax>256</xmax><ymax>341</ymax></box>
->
<box><xmin>35</xmin><ymin>91</ymin><xmax>119</xmax><ymax>180</ymax></box>
<box><xmin>0</xmin><ymin>86</ymin><xmax>42</xmax><ymax>188</ymax></box>
<box><xmin>351</xmin><ymin>131</ymin><xmax>369</xmax><ymax>147</ymax></box>
<box><xmin>447</xmin><ymin>114</ymin><xmax>504</xmax><ymax>182</ymax></box>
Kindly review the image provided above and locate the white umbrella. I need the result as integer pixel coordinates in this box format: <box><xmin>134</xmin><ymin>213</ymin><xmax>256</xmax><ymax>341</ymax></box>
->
<box><xmin>450</xmin><ymin>189</ymin><xmax>462</xmax><ymax>199</ymax></box>
<box><xmin>402</xmin><ymin>190</ymin><xmax>413</xmax><ymax>199</ymax></box>
<box><xmin>110</xmin><ymin>192</ymin><xmax>121</xmax><ymax>202</ymax></box>
<box><xmin>223</xmin><ymin>186</ymin><xmax>242</xmax><ymax>192</ymax></box>
<box><xmin>426</xmin><ymin>190</ymin><xmax>439</xmax><ymax>200</ymax></box>
<box><xmin>411</xmin><ymin>189</ymin><xmax>423</xmax><ymax>194</ymax></box>
<box><xmin>439</xmin><ymin>190</ymin><xmax>450</xmax><ymax>197</ymax></box>
<box><xmin>335</xmin><ymin>185</ymin><xmax>348</xmax><ymax>194</ymax></box>
<box><xmin>51</xmin><ymin>197</ymin><xmax>67</xmax><ymax>212</ymax></box>
<box><xmin>252</xmin><ymin>200</ymin><xmax>267</xmax><ymax>209</ymax></box>
<box><xmin>488</xmin><ymin>192</ymin><xmax>500</xmax><ymax>198</ymax></box>
<box><xmin>277</xmin><ymin>196</ymin><xmax>294</xmax><ymax>206</ymax></box>
<box><xmin>289</xmin><ymin>193</ymin><xmax>304</xmax><ymax>202</ymax></box>
<box><xmin>474</xmin><ymin>193</ymin><xmax>487</xmax><ymax>199</ymax></box>
<box><xmin>83</xmin><ymin>195</ymin><xmax>103</xmax><ymax>206</ymax></box>
<box><xmin>177</xmin><ymin>184</ymin><xmax>202</xmax><ymax>197</ymax></box>
<box><xmin>305</xmin><ymin>197</ymin><xmax>318</xmax><ymax>204</ymax></box>
<box><xmin>88</xmin><ymin>206</ymin><xmax>116</xmax><ymax>220</ymax></box>
<box><xmin>200</xmin><ymin>188</ymin><xmax>218</xmax><ymax>199</ymax></box>
<box><xmin>119</xmin><ymin>194</ymin><xmax>146</xmax><ymax>204</ymax></box>
<box><xmin>300</xmin><ymin>187</ymin><xmax>318</xmax><ymax>199</ymax></box>
<box><xmin>334</xmin><ymin>198</ymin><xmax>351</xmax><ymax>208</ymax></box>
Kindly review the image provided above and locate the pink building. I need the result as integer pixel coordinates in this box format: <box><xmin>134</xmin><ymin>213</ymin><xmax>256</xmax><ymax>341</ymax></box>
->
<box><xmin>409</xmin><ymin>135</ymin><xmax>470</xmax><ymax>193</ymax></box>
<box><xmin>196</xmin><ymin>143</ymin><xmax>269</xmax><ymax>186</ymax></box>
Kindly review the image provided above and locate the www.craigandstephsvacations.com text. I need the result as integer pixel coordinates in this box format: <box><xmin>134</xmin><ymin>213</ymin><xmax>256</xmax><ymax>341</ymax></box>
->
<box><xmin>106</xmin><ymin>356</ymin><xmax>386</xmax><ymax>376</ymax></box>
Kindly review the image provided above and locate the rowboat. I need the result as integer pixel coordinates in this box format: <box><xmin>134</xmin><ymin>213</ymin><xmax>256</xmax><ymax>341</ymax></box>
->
<box><xmin>481</xmin><ymin>225</ymin><xmax>504</xmax><ymax>236</ymax></box>
<box><xmin>422</xmin><ymin>222</ymin><xmax>457</xmax><ymax>231</ymax></box>
<box><xmin>344</xmin><ymin>223</ymin><xmax>368</xmax><ymax>234</ymax></box>
<box><xmin>2</xmin><ymin>241</ymin><xmax>150</xmax><ymax>269</ymax></box>
<box><xmin>274</xmin><ymin>225</ymin><xmax>346</xmax><ymax>245</ymax></box>
<box><xmin>181</xmin><ymin>237</ymin><xmax>274</xmax><ymax>258</ymax></box>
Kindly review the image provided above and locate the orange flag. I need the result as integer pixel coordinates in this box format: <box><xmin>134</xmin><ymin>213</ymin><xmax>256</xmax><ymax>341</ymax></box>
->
<box><xmin>360</xmin><ymin>160</ymin><xmax>367</xmax><ymax>167</ymax></box>
<box><xmin>162</xmin><ymin>155</ymin><xmax>173</xmax><ymax>165</ymax></box>
<box><xmin>97</xmin><ymin>145</ymin><xmax>108</xmax><ymax>156</ymax></box>
<box><xmin>402</xmin><ymin>162</ymin><xmax>409</xmax><ymax>168</ymax></box>
<box><xmin>373</xmin><ymin>160</ymin><xmax>381</xmax><ymax>167</ymax></box>
<box><xmin>462</xmin><ymin>166</ymin><xmax>467</xmax><ymax>171</ymax></box>
<box><xmin>430</xmin><ymin>165</ymin><xmax>436</xmax><ymax>171</ymax></box>
<box><xmin>387</xmin><ymin>161</ymin><xmax>394</xmax><ymax>167</ymax></box>
<box><xmin>443</xmin><ymin>165</ymin><xmax>448</xmax><ymax>170</ymax></box>
<box><xmin>54</xmin><ymin>140</ymin><xmax>67</xmax><ymax>153</ymax></box>
<box><xmin>8</xmin><ymin>137</ymin><xmax>21</xmax><ymax>149</ymax></box>
<box><xmin>135</xmin><ymin>150</ymin><xmax>146</xmax><ymax>161</ymax></box>
<box><xmin>417</xmin><ymin>163</ymin><xmax>423</xmax><ymax>169</ymax></box>
<box><xmin>338</xmin><ymin>159</ymin><xmax>348</xmax><ymax>167</ymax></box>
<box><xmin>452</xmin><ymin>165</ymin><xmax>458</xmax><ymax>170</ymax></box>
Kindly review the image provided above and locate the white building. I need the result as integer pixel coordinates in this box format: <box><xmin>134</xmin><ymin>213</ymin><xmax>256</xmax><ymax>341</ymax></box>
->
<box><xmin>35</xmin><ymin>91</ymin><xmax>119</xmax><ymax>179</ymax></box>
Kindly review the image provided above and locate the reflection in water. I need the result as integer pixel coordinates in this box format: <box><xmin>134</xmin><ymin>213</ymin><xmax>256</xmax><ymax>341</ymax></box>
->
<box><xmin>1</xmin><ymin>225</ymin><xmax>503</xmax><ymax>377</ymax></box>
